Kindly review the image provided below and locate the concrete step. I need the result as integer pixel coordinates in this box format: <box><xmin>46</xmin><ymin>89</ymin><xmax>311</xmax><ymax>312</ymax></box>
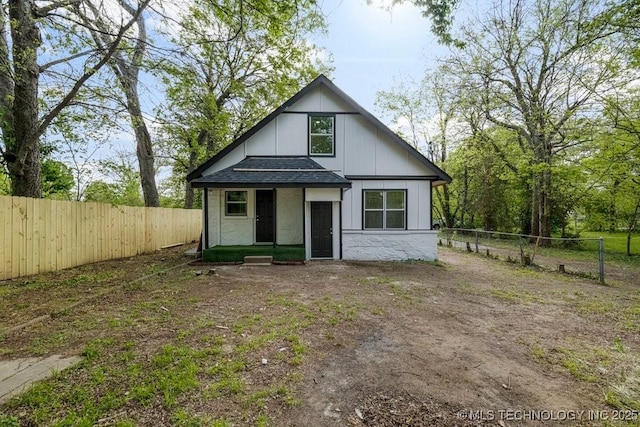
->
<box><xmin>244</xmin><ymin>255</ymin><xmax>273</xmax><ymax>266</ymax></box>
<box><xmin>184</xmin><ymin>248</ymin><xmax>201</xmax><ymax>259</ymax></box>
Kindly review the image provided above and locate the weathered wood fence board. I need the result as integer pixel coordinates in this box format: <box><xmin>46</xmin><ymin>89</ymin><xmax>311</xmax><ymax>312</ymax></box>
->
<box><xmin>0</xmin><ymin>196</ymin><xmax>202</xmax><ymax>280</ymax></box>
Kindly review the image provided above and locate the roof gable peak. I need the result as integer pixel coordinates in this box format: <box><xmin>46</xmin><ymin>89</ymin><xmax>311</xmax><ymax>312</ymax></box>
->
<box><xmin>187</xmin><ymin>75</ymin><xmax>451</xmax><ymax>184</ymax></box>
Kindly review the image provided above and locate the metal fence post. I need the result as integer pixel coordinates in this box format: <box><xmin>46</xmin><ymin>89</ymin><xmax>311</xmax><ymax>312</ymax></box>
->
<box><xmin>599</xmin><ymin>237</ymin><xmax>605</xmax><ymax>284</ymax></box>
<box><xmin>475</xmin><ymin>230</ymin><xmax>479</xmax><ymax>253</ymax></box>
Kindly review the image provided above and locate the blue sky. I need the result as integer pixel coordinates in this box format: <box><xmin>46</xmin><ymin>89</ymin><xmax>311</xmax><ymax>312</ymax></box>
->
<box><xmin>315</xmin><ymin>0</ymin><xmax>449</xmax><ymax>114</ymax></box>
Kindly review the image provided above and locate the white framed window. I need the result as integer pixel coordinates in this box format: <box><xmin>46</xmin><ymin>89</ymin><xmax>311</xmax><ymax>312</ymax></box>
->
<box><xmin>225</xmin><ymin>191</ymin><xmax>247</xmax><ymax>216</ymax></box>
<box><xmin>309</xmin><ymin>114</ymin><xmax>334</xmax><ymax>155</ymax></box>
<box><xmin>363</xmin><ymin>190</ymin><xmax>406</xmax><ymax>230</ymax></box>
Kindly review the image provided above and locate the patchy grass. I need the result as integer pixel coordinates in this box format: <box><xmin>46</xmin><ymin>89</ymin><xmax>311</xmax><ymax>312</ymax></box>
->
<box><xmin>0</xmin><ymin>263</ymin><xmax>371</xmax><ymax>426</ymax></box>
<box><xmin>441</xmin><ymin>230</ymin><xmax>640</xmax><ymax>286</ymax></box>
<box><xmin>0</xmin><ymin>247</ymin><xmax>192</xmax><ymax>331</ymax></box>
<box><xmin>529</xmin><ymin>326</ymin><xmax>640</xmax><ymax>416</ymax></box>
<box><xmin>358</xmin><ymin>276</ymin><xmax>419</xmax><ymax>308</ymax></box>
<box><xmin>530</xmin><ymin>342</ymin><xmax>546</xmax><ymax>361</ymax></box>
<box><xmin>489</xmin><ymin>287</ymin><xmax>543</xmax><ymax>304</ymax></box>
<box><xmin>9</xmin><ymin>340</ymin><xmax>204</xmax><ymax>425</ymax></box>
<box><xmin>2</xmin><ymin>245</ymin><xmax>640</xmax><ymax>425</ymax></box>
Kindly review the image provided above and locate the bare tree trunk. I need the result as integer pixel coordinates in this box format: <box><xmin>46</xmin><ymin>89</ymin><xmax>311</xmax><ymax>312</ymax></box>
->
<box><xmin>5</xmin><ymin>0</ymin><xmax>42</xmax><ymax>197</ymax></box>
<box><xmin>531</xmin><ymin>173</ymin><xmax>540</xmax><ymax>237</ymax></box>
<box><xmin>184</xmin><ymin>148</ymin><xmax>198</xmax><ymax>209</ymax></box>
<box><xmin>83</xmin><ymin>0</ymin><xmax>159</xmax><ymax>207</ymax></box>
<box><xmin>442</xmin><ymin>186</ymin><xmax>453</xmax><ymax>226</ymax></box>
<box><xmin>122</xmin><ymin>76</ymin><xmax>159</xmax><ymax>207</ymax></box>
<box><xmin>460</xmin><ymin>164</ymin><xmax>469</xmax><ymax>227</ymax></box>
<box><xmin>626</xmin><ymin>193</ymin><xmax>640</xmax><ymax>256</ymax></box>
<box><xmin>539</xmin><ymin>166</ymin><xmax>552</xmax><ymax>245</ymax></box>
<box><xmin>0</xmin><ymin>7</ymin><xmax>16</xmax><ymax>176</ymax></box>
<box><xmin>115</xmin><ymin>2</ymin><xmax>158</xmax><ymax>207</ymax></box>
<box><xmin>0</xmin><ymin>5</ymin><xmax>15</xmax><ymax>151</ymax></box>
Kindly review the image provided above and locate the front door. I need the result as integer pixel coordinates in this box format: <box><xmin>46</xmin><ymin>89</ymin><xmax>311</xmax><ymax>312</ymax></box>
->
<box><xmin>311</xmin><ymin>202</ymin><xmax>332</xmax><ymax>258</ymax></box>
<box><xmin>256</xmin><ymin>190</ymin><xmax>274</xmax><ymax>243</ymax></box>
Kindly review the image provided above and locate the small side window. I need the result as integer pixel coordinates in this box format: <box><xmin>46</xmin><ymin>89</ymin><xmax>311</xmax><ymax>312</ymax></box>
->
<box><xmin>225</xmin><ymin>191</ymin><xmax>247</xmax><ymax>216</ymax></box>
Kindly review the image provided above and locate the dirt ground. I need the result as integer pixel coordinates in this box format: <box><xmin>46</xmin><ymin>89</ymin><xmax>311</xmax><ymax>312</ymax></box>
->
<box><xmin>1</xmin><ymin>245</ymin><xmax>638</xmax><ymax>426</ymax></box>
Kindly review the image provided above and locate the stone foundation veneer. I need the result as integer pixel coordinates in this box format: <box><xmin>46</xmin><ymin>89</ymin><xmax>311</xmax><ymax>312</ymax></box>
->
<box><xmin>342</xmin><ymin>230</ymin><xmax>438</xmax><ymax>261</ymax></box>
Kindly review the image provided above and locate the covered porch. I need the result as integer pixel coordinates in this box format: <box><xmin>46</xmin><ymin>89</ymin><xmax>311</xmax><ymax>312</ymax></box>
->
<box><xmin>190</xmin><ymin>157</ymin><xmax>351</xmax><ymax>260</ymax></box>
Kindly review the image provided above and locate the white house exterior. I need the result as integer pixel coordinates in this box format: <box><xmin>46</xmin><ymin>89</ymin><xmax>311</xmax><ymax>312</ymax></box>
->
<box><xmin>187</xmin><ymin>75</ymin><xmax>452</xmax><ymax>261</ymax></box>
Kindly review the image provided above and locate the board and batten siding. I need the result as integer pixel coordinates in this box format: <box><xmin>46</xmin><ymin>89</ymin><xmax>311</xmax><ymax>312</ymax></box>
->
<box><xmin>201</xmin><ymin>86</ymin><xmax>435</xmax><ymax>179</ymax></box>
<box><xmin>341</xmin><ymin>179</ymin><xmax>436</xmax><ymax>261</ymax></box>
<box><xmin>342</xmin><ymin>180</ymin><xmax>432</xmax><ymax>231</ymax></box>
<box><xmin>286</xmin><ymin>84</ymin><xmax>352</xmax><ymax>112</ymax></box>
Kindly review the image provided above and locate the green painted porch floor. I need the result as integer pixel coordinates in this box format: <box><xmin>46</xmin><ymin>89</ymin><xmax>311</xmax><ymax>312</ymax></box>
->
<box><xmin>202</xmin><ymin>245</ymin><xmax>305</xmax><ymax>263</ymax></box>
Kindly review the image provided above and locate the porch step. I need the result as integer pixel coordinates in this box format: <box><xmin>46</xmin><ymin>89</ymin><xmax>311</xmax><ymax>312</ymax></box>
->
<box><xmin>243</xmin><ymin>256</ymin><xmax>273</xmax><ymax>266</ymax></box>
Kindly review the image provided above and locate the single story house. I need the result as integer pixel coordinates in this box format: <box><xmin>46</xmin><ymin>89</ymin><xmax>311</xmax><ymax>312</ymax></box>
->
<box><xmin>187</xmin><ymin>75</ymin><xmax>452</xmax><ymax>261</ymax></box>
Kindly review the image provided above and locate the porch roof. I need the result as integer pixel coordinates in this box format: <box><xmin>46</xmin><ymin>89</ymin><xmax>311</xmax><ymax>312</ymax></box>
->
<box><xmin>189</xmin><ymin>156</ymin><xmax>352</xmax><ymax>189</ymax></box>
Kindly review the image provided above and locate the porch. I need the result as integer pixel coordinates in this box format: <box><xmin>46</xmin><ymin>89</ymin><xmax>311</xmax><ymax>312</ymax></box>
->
<box><xmin>202</xmin><ymin>245</ymin><xmax>306</xmax><ymax>263</ymax></box>
<box><xmin>190</xmin><ymin>157</ymin><xmax>351</xmax><ymax>260</ymax></box>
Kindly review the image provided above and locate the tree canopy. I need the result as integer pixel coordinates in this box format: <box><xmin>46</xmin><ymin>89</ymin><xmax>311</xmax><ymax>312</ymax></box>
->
<box><xmin>0</xmin><ymin>0</ymin><xmax>328</xmax><ymax>206</ymax></box>
<box><xmin>379</xmin><ymin>0</ymin><xmax>640</xmax><ymax>251</ymax></box>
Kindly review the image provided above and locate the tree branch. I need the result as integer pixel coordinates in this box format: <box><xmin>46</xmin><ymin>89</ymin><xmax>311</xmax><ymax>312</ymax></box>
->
<box><xmin>39</xmin><ymin>49</ymin><xmax>97</xmax><ymax>72</ymax></box>
<box><xmin>37</xmin><ymin>0</ymin><xmax>151</xmax><ymax>138</ymax></box>
<box><xmin>35</xmin><ymin>0</ymin><xmax>82</xmax><ymax>17</ymax></box>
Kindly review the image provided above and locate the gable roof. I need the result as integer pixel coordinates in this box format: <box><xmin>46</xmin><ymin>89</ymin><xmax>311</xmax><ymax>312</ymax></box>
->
<box><xmin>190</xmin><ymin>156</ymin><xmax>352</xmax><ymax>188</ymax></box>
<box><xmin>186</xmin><ymin>74</ymin><xmax>452</xmax><ymax>185</ymax></box>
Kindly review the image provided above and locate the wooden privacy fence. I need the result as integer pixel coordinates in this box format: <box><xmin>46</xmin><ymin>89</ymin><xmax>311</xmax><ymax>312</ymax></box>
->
<box><xmin>0</xmin><ymin>196</ymin><xmax>202</xmax><ymax>280</ymax></box>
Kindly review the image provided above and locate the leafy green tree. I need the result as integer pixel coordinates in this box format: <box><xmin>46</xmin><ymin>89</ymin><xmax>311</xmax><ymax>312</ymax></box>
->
<box><xmin>83</xmin><ymin>156</ymin><xmax>143</xmax><ymax>207</ymax></box>
<box><xmin>0</xmin><ymin>0</ymin><xmax>149</xmax><ymax>198</ymax></box>
<box><xmin>84</xmin><ymin>181</ymin><xmax>121</xmax><ymax>205</ymax></box>
<box><xmin>0</xmin><ymin>172</ymin><xmax>9</xmax><ymax>195</ymax></box>
<box><xmin>379</xmin><ymin>0</ymin><xmax>461</xmax><ymax>45</ymax></box>
<box><xmin>445</xmin><ymin>0</ymin><xmax>627</xmax><ymax>240</ymax></box>
<box><xmin>41</xmin><ymin>159</ymin><xmax>74</xmax><ymax>200</ymax></box>
<box><xmin>584</xmin><ymin>91</ymin><xmax>640</xmax><ymax>254</ymax></box>
<box><xmin>154</xmin><ymin>0</ymin><xmax>330</xmax><ymax>208</ymax></box>
<box><xmin>50</xmin><ymin>105</ymin><xmax>118</xmax><ymax>202</ymax></box>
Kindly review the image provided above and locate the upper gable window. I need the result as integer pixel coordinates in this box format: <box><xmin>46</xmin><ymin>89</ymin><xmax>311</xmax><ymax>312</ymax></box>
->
<box><xmin>309</xmin><ymin>114</ymin><xmax>334</xmax><ymax>156</ymax></box>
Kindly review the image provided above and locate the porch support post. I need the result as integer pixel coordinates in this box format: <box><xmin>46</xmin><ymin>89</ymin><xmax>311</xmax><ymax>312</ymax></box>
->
<box><xmin>273</xmin><ymin>188</ymin><xmax>277</xmax><ymax>248</ymax></box>
<box><xmin>340</xmin><ymin>188</ymin><xmax>343</xmax><ymax>259</ymax></box>
<box><xmin>203</xmin><ymin>188</ymin><xmax>209</xmax><ymax>249</ymax></box>
<box><xmin>302</xmin><ymin>188</ymin><xmax>307</xmax><ymax>258</ymax></box>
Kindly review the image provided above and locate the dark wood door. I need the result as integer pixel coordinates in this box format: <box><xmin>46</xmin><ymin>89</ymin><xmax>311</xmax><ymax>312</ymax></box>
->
<box><xmin>256</xmin><ymin>190</ymin><xmax>274</xmax><ymax>243</ymax></box>
<box><xmin>311</xmin><ymin>202</ymin><xmax>332</xmax><ymax>258</ymax></box>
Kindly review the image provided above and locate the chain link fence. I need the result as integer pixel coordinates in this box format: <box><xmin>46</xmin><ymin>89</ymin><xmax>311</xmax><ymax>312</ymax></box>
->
<box><xmin>439</xmin><ymin>228</ymin><xmax>605</xmax><ymax>283</ymax></box>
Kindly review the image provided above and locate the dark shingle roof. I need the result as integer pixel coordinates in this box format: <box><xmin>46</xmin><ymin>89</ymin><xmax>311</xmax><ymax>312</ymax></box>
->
<box><xmin>189</xmin><ymin>157</ymin><xmax>352</xmax><ymax>188</ymax></box>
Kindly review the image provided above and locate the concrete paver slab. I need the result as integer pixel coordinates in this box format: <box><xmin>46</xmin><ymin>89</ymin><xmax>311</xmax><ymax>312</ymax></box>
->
<box><xmin>0</xmin><ymin>355</ymin><xmax>82</xmax><ymax>403</ymax></box>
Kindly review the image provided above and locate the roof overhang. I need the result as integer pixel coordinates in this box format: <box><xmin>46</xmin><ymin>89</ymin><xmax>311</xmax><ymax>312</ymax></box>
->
<box><xmin>189</xmin><ymin>157</ymin><xmax>352</xmax><ymax>189</ymax></box>
<box><xmin>190</xmin><ymin>181</ymin><xmax>351</xmax><ymax>189</ymax></box>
